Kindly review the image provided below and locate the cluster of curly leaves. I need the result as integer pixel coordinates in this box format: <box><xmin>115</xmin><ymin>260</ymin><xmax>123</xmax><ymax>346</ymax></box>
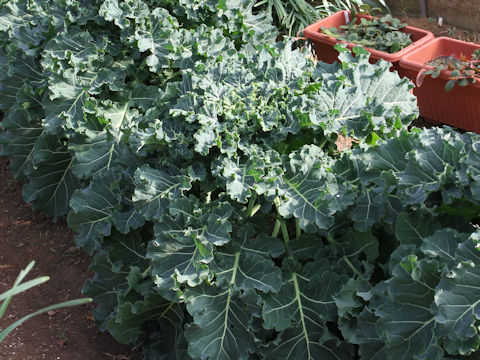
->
<box><xmin>2</xmin><ymin>1</ymin><xmax>480</xmax><ymax>359</ymax></box>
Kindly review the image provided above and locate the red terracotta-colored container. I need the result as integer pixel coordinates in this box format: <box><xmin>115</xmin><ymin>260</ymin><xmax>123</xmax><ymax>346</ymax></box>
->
<box><xmin>303</xmin><ymin>11</ymin><xmax>434</xmax><ymax>77</ymax></box>
<box><xmin>400</xmin><ymin>37</ymin><xmax>480</xmax><ymax>133</ymax></box>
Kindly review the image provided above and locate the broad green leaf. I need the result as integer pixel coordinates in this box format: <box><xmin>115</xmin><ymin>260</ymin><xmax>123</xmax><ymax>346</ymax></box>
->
<box><xmin>0</xmin><ymin>74</ymin><xmax>23</xmax><ymax>111</ymax></box>
<box><xmin>376</xmin><ymin>258</ymin><xmax>443</xmax><ymax>360</ymax></box>
<box><xmin>421</xmin><ymin>229</ymin><xmax>468</xmax><ymax>268</ymax></box>
<box><xmin>44</xmin><ymin>63</ymin><xmax>126</xmax><ymax>134</ymax></box>
<box><xmin>361</xmin><ymin>130</ymin><xmax>415</xmax><ymax>173</ymax></box>
<box><xmin>262</xmin><ymin>260</ymin><xmax>350</xmax><ymax>359</ymax></box>
<box><xmin>133</xmin><ymin>165</ymin><xmax>192</xmax><ymax>221</ymax></box>
<box><xmin>112</xmin><ymin>207</ymin><xmax>145</xmax><ymax>235</ymax></box>
<box><xmin>99</xmin><ymin>0</ymin><xmax>150</xmax><ymax>30</ymax></box>
<box><xmin>278</xmin><ymin>149</ymin><xmax>351</xmax><ymax>231</ymax></box>
<box><xmin>395</xmin><ymin>212</ymin><xmax>442</xmax><ymax>246</ymax></box>
<box><xmin>143</xmin><ymin>327</ymin><xmax>190</xmax><ymax>360</ymax></box>
<box><xmin>22</xmin><ymin>134</ymin><xmax>80</xmax><ymax>218</ymax></box>
<box><xmin>398</xmin><ymin>128</ymin><xmax>466</xmax><ymax>206</ymax></box>
<box><xmin>340</xmin><ymin>229</ymin><xmax>379</xmax><ymax>262</ymax></box>
<box><xmin>148</xmin><ymin>197</ymin><xmax>232</xmax><ymax>298</ymax></box>
<box><xmin>41</xmin><ymin>28</ymin><xmax>107</xmax><ymax>72</ymax></box>
<box><xmin>463</xmin><ymin>135</ymin><xmax>480</xmax><ymax>201</ymax></box>
<box><xmin>83</xmin><ymin>230</ymin><xmax>149</xmax><ymax>333</ymax></box>
<box><xmin>436</xmin><ymin>232</ymin><xmax>480</xmax><ymax>355</ymax></box>
<box><xmin>68</xmin><ymin>171</ymin><xmax>121</xmax><ymax>252</ymax></box>
<box><xmin>135</xmin><ymin>8</ymin><xmax>186</xmax><ymax>72</ymax></box>
<box><xmin>221</xmin><ymin>158</ymin><xmax>264</xmax><ymax>203</ymax></box>
<box><xmin>356</xmin><ymin>308</ymin><xmax>388</xmax><ymax>360</ymax></box>
<box><xmin>70</xmin><ymin>132</ymin><xmax>120</xmax><ymax>178</ymax></box>
<box><xmin>43</xmin><ymin>70</ymin><xmax>96</xmax><ymax>134</ymax></box>
<box><xmin>349</xmin><ymin>188</ymin><xmax>386</xmax><ymax>230</ymax></box>
<box><xmin>213</xmin><ymin>224</ymin><xmax>283</xmax><ymax>293</ymax></box>
<box><xmin>70</xmin><ymin>131</ymin><xmax>137</xmax><ymax>179</ymax></box>
<box><xmin>148</xmin><ymin>218</ymin><xmax>214</xmax><ymax>297</ymax></box>
<box><xmin>0</xmin><ymin>108</ymin><xmax>43</xmax><ymax>179</ymax></box>
<box><xmin>335</xmin><ymin>278</ymin><xmax>373</xmax><ymax>343</ymax></box>
<box><xmin>184</xmin><ymin>285</ymin><xmax>258</xmax><ymax>360</ymax></box>
<box><xmin>310</xmin><ymin>47</ymin><xmax>418</xmax><ymax>140</ymax></box>
<box><xmin>181</xmin><ymin>223</ymin><xmax>281</xmax><ymax>359</ymax></box>
<box><xmin>107</xmin><ymin>294</ymin><xmax>182</xmax><ymax>346</ymax></box>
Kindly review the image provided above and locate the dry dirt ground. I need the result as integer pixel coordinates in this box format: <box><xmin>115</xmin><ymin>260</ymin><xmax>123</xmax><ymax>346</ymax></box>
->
<box><xmin>400</xmin><ymin>16</ymin><xmax>480</xmax><ymax>42</ymax></box>
<box><xmin>0</xmin><ymin>158</ymin><xmax>141</xmax><ymax>359</ymax></box>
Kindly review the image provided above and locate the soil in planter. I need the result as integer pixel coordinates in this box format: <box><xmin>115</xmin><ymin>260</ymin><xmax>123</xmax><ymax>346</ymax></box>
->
<box><xmin>422</xmin><ymin>50</ymin><xmax>480</xmax><ymax>91</ymax></box>
<box><xmin>0</xmin><ymin>158</ymin><xmax>141</xmax><ymax>359</ymax></box>
<box><xmin>427</xmin><ymin>54</ymin><xmax>468</xmax><ymax>68</ymax></box>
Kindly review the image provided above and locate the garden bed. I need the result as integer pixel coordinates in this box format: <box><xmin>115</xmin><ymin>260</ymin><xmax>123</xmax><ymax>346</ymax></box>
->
<box><xmin>2</xmin><ymin>2</ymin><xmax>480</xmax><ymax>359</ymax></box>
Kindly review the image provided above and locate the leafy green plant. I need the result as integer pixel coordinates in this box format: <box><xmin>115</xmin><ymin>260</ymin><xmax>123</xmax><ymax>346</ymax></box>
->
<box><xmin>4</xmin><ymin>1</ymin><xmax>480</xmax><ymax>359</ymax></box>
<box><xmin>322</xmin><ymin>13</ymin><xmax>412</xmax><ymax>53</ymax></box>
<box><xmin>254</xmin><ymin>0</ymin><xmax>389</xmax><ymax>37</ymax></box>
<box><xmin>255</xmin><ymin>0</ymin><xmax>319</xmax><ymax>36</ymax></box>
<box><xmin>417</xmin><ymin>49</ymin><xmax>480</xmax><ymax>91</ymax></box>
<box><xmin>0</xmin><ymin>0</ymin><xmax>417</xmax><ymax>356</ymax></box>
<box><xmin>0</xmin><ymin>261</ymin><xmax>91</xmax><ymax>343</ymax></box>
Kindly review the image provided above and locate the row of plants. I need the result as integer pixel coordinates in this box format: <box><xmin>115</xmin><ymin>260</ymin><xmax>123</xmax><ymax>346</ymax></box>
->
<box><xmin>2</xmin><ymin>0</ymin><xmax>480</xmax><ymax>359</ymax></box>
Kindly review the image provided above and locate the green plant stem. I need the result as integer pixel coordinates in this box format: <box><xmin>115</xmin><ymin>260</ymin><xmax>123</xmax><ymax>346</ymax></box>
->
<box><xmin>326</xmin><ymin>234</ymin><xmax>335</xmax><ymax>243</ymax></box>
<box><xmin>295</xmin><ymin>218</ymin><xmax>301</xmax><ymax>239</ymax></box>
<box><xmin>0</xmin><ymin>261</ymin><xmax>36</xmax><ymax>318</ymax></box>
<box><xmin>272</xmin><ymin>219</ymin><xmax>281</xmax><ymax>238</ymax></box>
<box><xmin>142</xmin><ymin>265</ymin><xmax>152</xmax><ymax>278</ymax></box>
<box><xmin>250</xmin><ymin>204</ymin><xmax>261</xmax><ymax>217</ymax></box>
<box><xmin>274</xmin><ymin>196</ymin><xmax>291</xmax><ymax>251</ymax></box>
<box><xmin>343</xmin><ymin>256</ymin><xmax>365</xmax><ymax>280</ymax></box>
<box><xmin>0</xmin><ymin>277</ymin><xmax>50</xmax><ymax>304</ymax></box>
<box><xmin>246</xmin><ymin>193</ymin><xmax>258</xmax><ymax>218</ymax></box>
<box><xmin>318</xmin><ymin>137</ymin><xmax>328</xmax><ymax>149</ymax></box>
<box><xmin>280</xmin><ymin>220</ymin><xmax>290</xmax><ymax>251</ymax></box>
<box><xmin>0</xmin><ymin>298</ymin><xmax>92</xmax><ymax>343</ymax></box>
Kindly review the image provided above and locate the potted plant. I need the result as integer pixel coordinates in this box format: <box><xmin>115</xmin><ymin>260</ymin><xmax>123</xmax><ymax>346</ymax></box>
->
<box><xmin>399</xmin><ymin>37</ymin><xmax>480</xmax><ymax>133</ymax></box>
<box><xmin>303</xmin><ymin>9</ymin><xmax>433</xmax><ymax>76</ymax></box>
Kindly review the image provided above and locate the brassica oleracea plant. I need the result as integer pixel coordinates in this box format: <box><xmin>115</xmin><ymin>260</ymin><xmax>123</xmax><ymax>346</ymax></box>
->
<box><xmin>3</xmin><ymin>1</ymin><xmax>480</xmax><ymax>359</ymax></box>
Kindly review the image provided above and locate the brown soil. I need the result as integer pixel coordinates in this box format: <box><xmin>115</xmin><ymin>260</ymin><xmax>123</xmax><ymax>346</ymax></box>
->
<box><xmin>0</xmin><ymin>158</ymin><xmax>141</xmax><ymax>359</ymax></box>
<box><xmin>400</xmin><ymin>16</ymin><xmax>480</xmax><ymax>43</ymax></box>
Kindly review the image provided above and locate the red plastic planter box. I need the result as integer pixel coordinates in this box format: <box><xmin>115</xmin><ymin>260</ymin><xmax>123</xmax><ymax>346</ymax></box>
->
<box><xmin>303</xmin><ymin>11</ymin><xmax>434</xmax><ymax>76</ymax></box>
<box><xmin>400</xmin><ymin>37</ymin><xmax>480</xmax><ymax>133</ymax></box>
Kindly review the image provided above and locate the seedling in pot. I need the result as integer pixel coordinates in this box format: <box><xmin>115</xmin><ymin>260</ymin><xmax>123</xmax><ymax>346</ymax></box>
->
<box><xmin>321</xmin><ymin>12</ymin><xmax>412</xmax><ymax>53</ymax></box>
<box><xmin>416</xmin><ymin>49</ymin><xmax>480</xmax><ymax>91</ymax></box>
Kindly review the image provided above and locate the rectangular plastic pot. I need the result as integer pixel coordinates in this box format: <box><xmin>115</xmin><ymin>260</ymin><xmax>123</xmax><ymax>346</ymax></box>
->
<box><xmin>399</xmin><ymin>37</ymin><xmax>480</xmax><ymax>133</ymax></box>
<box><xmin>303</xmin><ymin>11</ymin><xmax>434</xmax><ymax>77</ymax></box>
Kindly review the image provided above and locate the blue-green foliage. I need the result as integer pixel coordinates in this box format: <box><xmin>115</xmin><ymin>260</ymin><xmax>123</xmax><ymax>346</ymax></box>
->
<box><xmin>3</xmin><ymin>1</ymin><xmax>480</xmax><ymax>359</ymax></box>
